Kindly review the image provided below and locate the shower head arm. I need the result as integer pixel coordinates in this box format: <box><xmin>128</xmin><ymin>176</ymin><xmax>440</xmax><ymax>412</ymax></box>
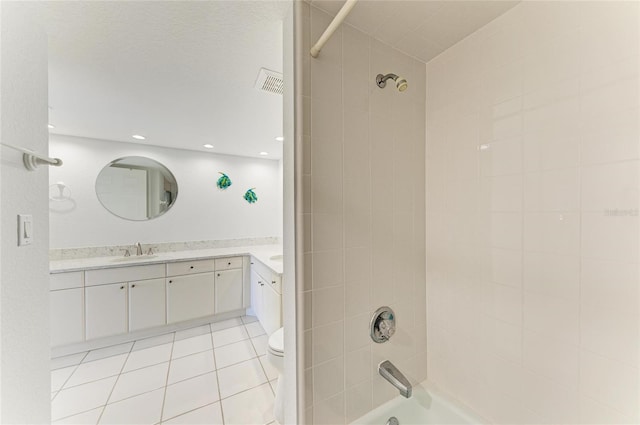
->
<box><xmin>376</xmin><ymin>73</ymin><xmax>399</xmax><ymax>88</ymax></box>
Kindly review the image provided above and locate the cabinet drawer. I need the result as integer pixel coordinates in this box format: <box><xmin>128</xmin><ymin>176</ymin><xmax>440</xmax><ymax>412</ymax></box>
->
<box><xmin>215</xmin><ymin>257</ymin><xmax>243</xmax><ymax>271</ymax></box>
<box><xmin>50</xmin><ymin>271</ymin><xmax>83</xmax><ymax>290</ymax></box>
<box><xmin>166</xmin><ymin>259</ymin><xmax>215</xmax><ymax>277</ymax></box>
<box><xmin>85</xmin><ymin>264</ymin><xmax>165</xmax><ymax>286</ymax></box>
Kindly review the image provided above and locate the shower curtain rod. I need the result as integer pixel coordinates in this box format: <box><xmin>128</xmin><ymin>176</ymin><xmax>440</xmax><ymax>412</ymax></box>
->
<box><xmin>310</xmin><ymin>0</ymin><xmax>358</xmax><ymax>58</ymax></box>
<box><xmin>1</xmin><ymin>142</ymin><xmax>63</xmax><ymax>171</ymax></box>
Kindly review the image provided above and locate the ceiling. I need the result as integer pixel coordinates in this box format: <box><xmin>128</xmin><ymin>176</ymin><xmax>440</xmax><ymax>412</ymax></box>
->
<box><xmin>46</xmin><ymin>1</ymin><xmax>288</xmax><ymax>159</ymax></box>
<box><xmin>46</xmin><ymin>1</ymin><xmax>518</xmax><ymax>159</ymax></box>
<box><xmin>310</xmin><ymin>0</ymin><xmax>519</xmax><ymax>63</ymax></box>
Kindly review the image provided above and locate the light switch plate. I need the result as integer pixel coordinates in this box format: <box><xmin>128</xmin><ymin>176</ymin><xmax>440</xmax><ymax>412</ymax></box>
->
<box><xmin>18</xmin><ymin>214</ymin><xmax>33</xmax><ymax>246</ymax></box>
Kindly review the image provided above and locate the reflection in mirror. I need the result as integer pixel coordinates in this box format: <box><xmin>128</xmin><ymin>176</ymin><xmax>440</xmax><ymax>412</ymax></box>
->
<box><xmin>96</xmin><ymin>156</ymin><xmax>178</xmax><ymax>221</ymax></box>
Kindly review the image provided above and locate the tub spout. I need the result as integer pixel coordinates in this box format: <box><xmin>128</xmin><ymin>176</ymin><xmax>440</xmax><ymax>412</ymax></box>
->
<box><xmin>379</xmin><ymin>360</ymin><xmax>412</xmax><ymax>398</ymax></box>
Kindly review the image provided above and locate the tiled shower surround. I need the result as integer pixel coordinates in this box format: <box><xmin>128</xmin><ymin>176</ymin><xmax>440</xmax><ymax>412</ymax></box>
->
<box><xmin>425</xmin><ymin>2</ymin><xmax>638</xmax><ymax>424</ymax></box>
<box><xmin>300</xmin><ymin>3</ymin><xmax>427</xmax><ymax>424</ymax></box>
<box><xmin>301</xmin><ymin>1</ymin><xmax>638</xmax><ymax>424</ymax></box>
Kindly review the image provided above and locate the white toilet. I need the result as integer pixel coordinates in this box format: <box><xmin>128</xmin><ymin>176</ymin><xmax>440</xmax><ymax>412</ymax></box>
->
<box><xmin>267</xmin><ymin>327</ymin><xmax>285</xmax><ymax>424</ymax></box>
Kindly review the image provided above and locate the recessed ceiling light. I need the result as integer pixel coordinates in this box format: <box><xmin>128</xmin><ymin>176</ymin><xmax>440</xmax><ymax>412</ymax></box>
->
<box><xmin>259</xmin><ymin>152</ymin><xmax>269</xmax><ymax>156</ymax></box>
<box><xmin>275</xmin><ymin>136</ymin><xmax>284</xmax><ymax>142</ymax></box>
<box><xmin>48</xmin><ymin>124</ymin><xmax>55</xmax><ymax>129</ymax></box>
<box><xmin>203</xmin><ymin>144</ymin><xmax>214</xmax><ymax>149</ymax></box>
<box><xmin>132</xmin><ymin>134</ymin><xmax>146</xmax><ymax>140</ymax></box>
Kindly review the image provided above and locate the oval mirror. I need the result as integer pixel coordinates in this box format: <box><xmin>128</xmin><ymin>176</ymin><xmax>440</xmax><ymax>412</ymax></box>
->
<box><xmin>95</xmin><ymin>156</ymin><xmax>178</xmax><ymax>221</ymax></box>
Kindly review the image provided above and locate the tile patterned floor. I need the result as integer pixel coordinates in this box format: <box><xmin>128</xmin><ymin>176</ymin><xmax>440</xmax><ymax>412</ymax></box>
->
<box><xmin>51</xmin><ymin>316</ymin><xmax>279</xmax><ymax>425</ymax></box>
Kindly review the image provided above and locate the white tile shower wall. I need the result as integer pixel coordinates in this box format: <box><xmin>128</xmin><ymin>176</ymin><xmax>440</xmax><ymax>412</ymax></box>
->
<box><xmin>425</xmin><ymin>2</ymin><xmax>639</xmax><ymax>424</ymax></box>
<box><xmin>300</xmin><ymin>3</ymin><xmax>426</xmax><ymax>423</ymax></box>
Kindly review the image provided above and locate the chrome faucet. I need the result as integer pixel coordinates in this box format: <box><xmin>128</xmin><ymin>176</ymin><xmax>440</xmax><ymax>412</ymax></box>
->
<box><xmin>135</xmin><ymin>242</ymin><xmax>143</xmax><ymax>256</ymax></box>
<box><xmin>379</xmin><ymin>360</ymin><xmax>412</xmax><ymax>398</ymax></box>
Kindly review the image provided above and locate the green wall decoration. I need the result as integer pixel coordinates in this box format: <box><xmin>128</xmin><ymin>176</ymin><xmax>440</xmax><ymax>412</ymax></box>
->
<box><xmin>216</xmin><ymin>172</ymin><xmax>232</xmax><ymax>190</ymax></box>
<box><xmin>243</xmin><ymin>188</ymin><xmax>258</xmax><ymax>204</ymax></box>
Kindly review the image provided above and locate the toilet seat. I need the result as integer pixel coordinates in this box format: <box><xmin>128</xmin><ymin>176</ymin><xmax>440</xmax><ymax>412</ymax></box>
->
<box><xmin>268</xmin><ymin>327</ymin><xmax>284</xmax><ymax>357</ymax></box>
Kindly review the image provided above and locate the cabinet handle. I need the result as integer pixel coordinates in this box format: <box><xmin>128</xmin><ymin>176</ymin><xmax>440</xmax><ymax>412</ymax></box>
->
<box><xmin>217</xmin><ymin>273</ymin><xmax>220</xmax><ymax>277</ymax></box>
<box><xmin>120</xmin><ymin>286</ymin><xmax>124</xmax><ymax>290</ymax></box>
<box><xmin>190</xmin><ymin>266</ymin><xmax>194</xmax><ymax>269</ymax></box>
<box><xmin>131</xmin><ymin>284</ymin><xmax>136</xmax><ymax>288</ymax></box>
<box><xmin>272</xmin><ymin>281</ymin><xmax>276</xmax><ymax>284</ymax></box>
<box><xmin>228</xmin><ymin>262</ymin><xmax>231</xmax><ymax>266</ymax></box>
<box><xmin>169</xmin><ymin>280</ymin><xmax>173</xmax><ymax>284</ymax></box>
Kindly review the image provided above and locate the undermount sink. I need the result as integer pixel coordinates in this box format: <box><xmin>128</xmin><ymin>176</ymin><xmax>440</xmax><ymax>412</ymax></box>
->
<box><xmin>110</xmin><ymin>255</ymin><xmax>159</xmax><ymax>263</ymax></box>
<box><xmin>269</xmin><ymin>254</ymin><xmax>284</xmax><ymax>262</ymax></box>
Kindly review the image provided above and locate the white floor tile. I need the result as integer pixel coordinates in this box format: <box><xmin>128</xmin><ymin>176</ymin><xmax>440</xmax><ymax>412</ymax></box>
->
<box><xmin>259</xmin><ymin>355</ymin><xmax>279</xmax><ymax>381</ymax></box>
<box><xmin>109</xmin><ymin>362</ymin><xmax>169</xmax><ymax>403</ymax></box>
<box><xmin>64</xmin><ymin>354</ymin><xmax>127</xmax><ymax>388</ymax></box>
<box><xmin>172</xmin><ymin>334</ymin><xmax>213</xmax><ymax>359</ymax></box>
<box><xmin>83</xmin><ymin>342</ymin><xmax>133</xmax><ymax>363</ymax></box>
<box><xmin>100</xmin><ymin>388</ymin><xmax>164</xmax><ymax>424</ymax></box>
<box><xmin>51</xmin><ymin>352</ymin><xmax>87</xmax><ymax>370</ymax></box>
<box><xmin>133</xmin><ymin>333</ymin><xmax>174</xmax><ymax>351</ymax></box>
<box><xmin>168</xmin><ymin>350</ymin><xmax>215</xmax><ymax>385</ymax></box>
<box><xmin>217</xmin><ymin>358</ymin><xmax>268</xmax><ymax>399</ymax></box>
<box><xmin>212</xmin><ymin>325</ymin><xmax>249</xmax><ymax>348</ymax></box>
<box><xmin>245</xmin><ymin>321</ymin><xmax>266</xmax><ymax>338</ymax></box>
<box><xmin>241</xmin><ymin>315</ymin><xmax>259</xmax><ymax>324</ymax></box>
<box><xmin>211</xmin><ymin>317</ymin><xmax>243</xmax><ymax>332</ymax></box>
<box><xmin>175</xmin><ymin>324</ymin><xmax>211</xmax><ymax>341</ymax></box>
<box><xmin>53</xmin><ymin>407</ymin><xmax>102</xmax><ymax>424</ymax></box>
<box><xmin>162</xmin><ymin>402</ymin><xmax>223</xmax><ymax>424</ymax></box>
<box><xmin>123</xmin><ymin>342</ymin><xmax>172</xmax><ymax>373</ymax></box>
<box><xmin>214</xmin><ymin>340</ymin><xmax>256</xmax><ymax>369</ymax></box>
<box><xmin>221</xmin><ymin>383</ymin><xmax>275</xmax><ymax>425</ymax></box>
<box><xmin>162</xmin><ymin>372</ymin><xmax>219</xmax><ymax>421</ymax></box>
<box><xmin>52</xmin><ymin>366</ymin><xmax>76</xmax><ymax>392</ymax></box>
<box><xmin>52</xmin><ymin>376</ymin><xmax>117</xmax><ymax>421</ymax></box>
<box><xmin>251</xmin><ymin>334</ymin><xmax>269</xmax><ymax>357</ymax></box>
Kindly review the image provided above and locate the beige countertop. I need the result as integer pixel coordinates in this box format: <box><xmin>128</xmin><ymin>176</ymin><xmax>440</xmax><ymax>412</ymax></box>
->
<box><xmin>50</xmin><ymin>244</ymin><xmax>283</xmax><ymax>275</ymax></box>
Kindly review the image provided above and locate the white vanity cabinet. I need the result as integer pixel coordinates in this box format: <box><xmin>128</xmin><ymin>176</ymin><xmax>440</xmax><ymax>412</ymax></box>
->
<box><xmin>215</xmin><ymin>269</ymin><xmax>243</xmax><ymax>314</ymax></box>
<box><xmin>85</xmin><ymin>282</ymin><xmax>128</xmax><ymax>340</ymax></box>
<box><xmin>85</xmin><ymin>264</ymin><xmax>165</xmax><ymax>340</ymax></box>
<box><xmin>50</xmin><ymin>253</ymin><xmax>258</xmax><ymax>349</ymax></box>
<box><xmin>250</xmin><ymin>259</ymin><xmax>282</xmax><ymax>335</ymax></box>
<box><xmin>50</xmin><ymin>271</ymin><xmax>84</xmax><ymax>346</ymax></box>
<box><xmin>128</xmin><ymin>278</ymin><xmax>166</xmax><ymax>331</ymax></box>
<box><xmin>167</xmin><ymin>272</ymin><xmax>215</xmax><ymax>323</ymax></box>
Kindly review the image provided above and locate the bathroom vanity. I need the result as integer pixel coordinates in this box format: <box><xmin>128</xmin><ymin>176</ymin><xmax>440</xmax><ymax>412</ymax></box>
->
<box><xmin>50</xmin><ymin>246</ymin><xmax>282</xmax><ymax>352</ymax></box>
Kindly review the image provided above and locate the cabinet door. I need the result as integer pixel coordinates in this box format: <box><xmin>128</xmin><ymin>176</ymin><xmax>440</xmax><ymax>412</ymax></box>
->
<box><xmin>129</xmin><ymin>278</ymin><xmax>166</xmax><ymax>331</ymax></box>
<box><xmin>51</xmin><ymin>288</ymin><xmax>84</xmax><ymax>346</ymax></box>
<box><xmin>250</xmin><ymin>270</ymin><xmax>263</xmax><ymax>320</ymax></box>
<box><xmin>167</xmin><ymin>272</ymin><xmax>215</xmax><ymax>323</ymax></box>
<box><xmin>262</xmin><ymin>284</ymin><xmax>282</xmax><ymax>335</ymax></box>
<box><xmin>215</xmin><ymin>269</ymin><xmax>243</xmax><ymax>314</ymax></box>
<box><xmin>85</xmin><ymin>283</ymin><xmax>127</xmax><ymax>340</ymax></box>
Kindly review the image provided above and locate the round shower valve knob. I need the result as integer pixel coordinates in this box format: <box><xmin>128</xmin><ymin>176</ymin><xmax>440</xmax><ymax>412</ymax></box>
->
<box><xmin>370</xmin><ymin>306</ymin><xmax>397</xmax><ymax>343</ymax></box>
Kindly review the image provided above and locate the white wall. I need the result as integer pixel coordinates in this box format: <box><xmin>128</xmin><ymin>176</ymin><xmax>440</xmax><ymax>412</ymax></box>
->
<box><xmin>0</xmin><ymin>2</ymin><xmax>51</xmax><ymax>422</ymax></box>
<box><xmin>49</xmin><ymin>135</ymin><xmax>283</xmax><ymax>249</ymax></box>
<box><xmin>299</xmin><ymin>4</ymin><xmax>426</xmax><ymax>423</ymax></box>
<box><xmin>425</xmin><ymin>2</ymin><xmax>639</xmax><ymax>423</ymax></box>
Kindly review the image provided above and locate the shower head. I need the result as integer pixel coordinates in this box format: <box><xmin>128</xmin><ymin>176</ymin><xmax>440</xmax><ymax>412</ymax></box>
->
<box><xmin>376</xmin><ymin>73</ymin><xmax>408</xmax><ymax>92</ymax></box>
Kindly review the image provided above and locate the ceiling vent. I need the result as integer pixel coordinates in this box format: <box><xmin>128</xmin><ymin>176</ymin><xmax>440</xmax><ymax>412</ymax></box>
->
<box><xmin>254</xmin><ymin>68</ymin><xmax>283</xmax><ymax>95</ymax></box>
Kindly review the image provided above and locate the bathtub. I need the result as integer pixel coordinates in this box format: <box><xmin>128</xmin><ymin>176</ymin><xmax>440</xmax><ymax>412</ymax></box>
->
<box><xmin>351</xmin><ymin>382</ymin><xmax>487</xmax><ymax>425</ymax></box>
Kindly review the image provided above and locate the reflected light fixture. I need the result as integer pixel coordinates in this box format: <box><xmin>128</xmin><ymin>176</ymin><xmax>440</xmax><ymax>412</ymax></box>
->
<box><xmin>259</xmin><ymin>152</ymin><xmax>269</xmax><ymax>156</ymax></box>
<box><xmin>48</xmin><ymin>124</ymin><xmax>55</xmax><ymax>129</ymax></box>
<box><xmin>203</xmin><ymin>144</ymin><xmax>214</xmax><ymax>149</ymax></box>
<box><xmin>275</xmin><ymin>136</ymin><xmax>284</xmax><ymax>142</ymax></box>
<box><xmin>132</xmin><ymin>134</ymin><xmax>146</xmax><ymax>140</ymax></box>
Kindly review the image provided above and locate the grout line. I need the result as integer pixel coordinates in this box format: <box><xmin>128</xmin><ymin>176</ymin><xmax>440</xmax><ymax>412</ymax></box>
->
<box><xmin>210</xmin><ymin>324</ymin><xmax>225</xmax><ymax>425</ymax></box>
<box><xmin>158</xmin><ymin>331</ymin><xmax>177</xmax><ymax>423</ymax></box>
<box><xmin>159</xmin><ymin>400</ymin><xmax>220</xmax><ymax>424</ymax></box>
<box><xmin>96</xmin><ymin>340</ymin><xmax>137</xmax><ymax>424</ymax></box>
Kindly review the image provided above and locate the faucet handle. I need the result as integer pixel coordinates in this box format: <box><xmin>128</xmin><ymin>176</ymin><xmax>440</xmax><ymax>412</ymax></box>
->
<box><xmin>378</xmin><ymin>319</ymin><xmax>396</xmax><ymax>340</ymax></box>
<box><xmin>146</xmin><ymin>247</ymin><xmax>155</xmax><ymax>255</ymax></box>
<box><xmin>121</xmin><ymin>249</ymin><xmax>131</xmax><ymax>257</ymax></box>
